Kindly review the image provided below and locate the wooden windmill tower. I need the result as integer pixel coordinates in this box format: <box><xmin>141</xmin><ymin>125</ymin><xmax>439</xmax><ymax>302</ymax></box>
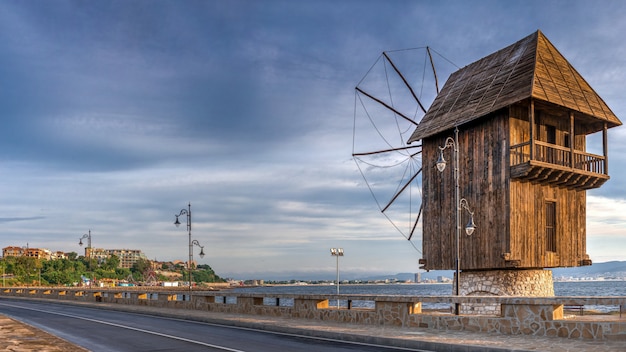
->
<box><xmin>408</xmin><ymin>30</ymin><xmax>622</xmax><ymax>308</ymax></box>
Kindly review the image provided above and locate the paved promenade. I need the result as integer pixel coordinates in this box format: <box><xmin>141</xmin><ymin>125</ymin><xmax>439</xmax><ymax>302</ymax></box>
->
<box><xmin>0</xmin><ymin>314</ymin><xmax>87</xmax><ymax>352</ymax></box>
<box><xmin>2</xmin><ymin>303</ymin><xmax>626</xmax><ymax>351</ymax></box>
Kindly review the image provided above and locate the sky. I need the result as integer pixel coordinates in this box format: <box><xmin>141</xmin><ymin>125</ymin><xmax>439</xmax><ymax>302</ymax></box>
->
<box><xmin>1</xmin><ymin>0</ymin><xmax>625</xmax><ymax>281</ymax></box>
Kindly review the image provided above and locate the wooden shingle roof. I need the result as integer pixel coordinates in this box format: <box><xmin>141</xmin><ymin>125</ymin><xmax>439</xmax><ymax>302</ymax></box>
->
<box><xmin>408</xmin><ymin>30</ymin><xmax>622</xmax><ymax>142</ymax></box>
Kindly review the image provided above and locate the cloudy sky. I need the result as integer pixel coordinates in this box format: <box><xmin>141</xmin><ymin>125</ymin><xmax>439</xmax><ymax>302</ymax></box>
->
<box><xmin>1</xmin><ymin>0</ymin><xmax>625</xmax><ymax>280</ymax></box>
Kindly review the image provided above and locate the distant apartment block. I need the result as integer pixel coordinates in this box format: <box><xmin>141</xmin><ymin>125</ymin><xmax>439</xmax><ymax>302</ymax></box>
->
<box><xmin>85</xmin><ymin>248</ymin><xmax>147</xmax><ymax>269</ymax></box>
<box><xmin>2</xmin><ymin>246</ymin><xmax>52</xmax><ymax>259</ymax></box>
<box><xmin>3</xmin><ymin>245</ymin><xmax>145</xmax><ymax>269</ymax></box>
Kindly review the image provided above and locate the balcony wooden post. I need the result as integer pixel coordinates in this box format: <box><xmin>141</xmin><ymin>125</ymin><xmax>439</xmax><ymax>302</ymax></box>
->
<box><xmin>603</xmin><ymin>122</ymin><xmax>608</xmax><ymax>174</ymax></box>
<box><xmin>569</xmin><ymin>112</ymin><xmax>575</xmax><ymax>169</ymax></box>
<box><xmin>529</xmin><ymin>99</ymin><xmax>535</xmax><ymax>160</ymax></box>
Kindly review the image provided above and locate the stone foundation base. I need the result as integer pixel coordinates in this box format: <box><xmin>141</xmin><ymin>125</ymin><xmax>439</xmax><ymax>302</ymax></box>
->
<box><xmin>453</xmin><ymin>269</ymin><xmax>554</xmax><ymax>315</ymax></box>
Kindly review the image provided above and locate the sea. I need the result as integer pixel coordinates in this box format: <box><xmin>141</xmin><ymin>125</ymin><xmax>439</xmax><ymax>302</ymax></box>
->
<box><xmin>231</xmin><ymin>281</ymin><xmax>626</xmax><ymax>312</ymax></box>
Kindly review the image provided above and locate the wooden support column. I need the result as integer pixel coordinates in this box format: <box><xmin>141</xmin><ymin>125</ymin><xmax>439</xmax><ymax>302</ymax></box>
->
<box><xmin>569</xmin><ymin>111</ymin><xmax>575</xmax><ymax>169</ymax></box>
<box><xmin>603</xmin><ymin>122</ymin><xmax>608</xmax><ymax>174</ymax></box>
<box><xmin>530</xmin><ymin>99</ymin><xmax>535</xmax><ymax>160</ymax></box>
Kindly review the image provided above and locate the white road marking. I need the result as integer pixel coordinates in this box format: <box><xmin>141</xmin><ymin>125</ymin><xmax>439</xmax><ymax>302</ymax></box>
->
<box><xmin>1</xmin><ymin>300</ymin><xmax>435</xmax><ymax>352</ymax></box>
<box><xmin>0</xmin><ymin>302</ymin><xmax>246</xmax><ymax>352</ymax></box>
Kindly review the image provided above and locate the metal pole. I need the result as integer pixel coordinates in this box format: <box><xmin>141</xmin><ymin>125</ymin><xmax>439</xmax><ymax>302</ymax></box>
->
<box><xmin>330</xmin><ymin>248</ymin><xmax>343</xmax><ymax>309</ymax></box>
<box><xmin>336</xmin><ymin>252</ymin><xmax>340</xmax><ymax>296</ymax></box>
<box><xmin>87</xmin><ymin>230</ymin><xmax>92</xmax><ymax>287</ymax></box>
<box><xmin>79</xmin><ymin>230</ymin><xmax>93</xmax><ymax>287</ymax></box>
<box><xmin>187</xmin><ymin>202</ymin><xmax>193</xmax><ymax>294</ymax></box>
<box><xmin>454</xmin><ymin>127</ymin><xmax>461</xmax><ymax>315</ymax></box>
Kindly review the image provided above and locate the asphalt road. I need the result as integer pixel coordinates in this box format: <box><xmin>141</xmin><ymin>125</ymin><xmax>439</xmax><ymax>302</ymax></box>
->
<box><xmin>0</xmin><ymin>299</ymin><xmax>432</xmax><ymax>352</ymax></box>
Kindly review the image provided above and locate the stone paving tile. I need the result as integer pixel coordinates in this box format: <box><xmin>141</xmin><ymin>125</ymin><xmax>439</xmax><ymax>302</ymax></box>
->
<box><xmin>0</xmin><ymin>315</ymin><xmax>88</xmax><ymax>352</ymax></box>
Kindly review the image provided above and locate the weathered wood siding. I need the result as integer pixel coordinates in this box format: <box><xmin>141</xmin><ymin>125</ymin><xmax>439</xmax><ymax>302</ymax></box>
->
<box><xmin>508</xmin><ymin>181</ymin><xmax>586</xmax><ymax>268</ymax></box>
<box><xmin>421</xmin><ymin>110</ymin><xmax>509</xmax><ymax>271</ymax></box>
<box><xmin>421</xmin><ymin>102</ymin><xmax>588</xmax><ymax>271</ymax></box>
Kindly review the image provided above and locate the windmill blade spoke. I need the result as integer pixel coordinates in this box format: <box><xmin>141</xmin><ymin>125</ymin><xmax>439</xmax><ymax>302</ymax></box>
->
<box><xmin>426</xmin><ymin>46</ymin><xmax>440</xmax><ymax>94</ymax></box>
<box><xmin>407</xmin><ymin>203</ymin><xmax>423</xmax><ymax>241</ymax></box>
<box><xmin>352</xmin><ymin>144</ymin><xmax>421</xmax><ymax>157</ymax></box>
<box><xmin>383</xmin><ymin>52</ymin><xmax>427</xmax><ymax>114</ymax></box>
<box><xmin>382</xmin><ymin>167</ymin><xmax>422</xmax><ymax>213</ymax></box>
<box><xmin>409</xmin><ymin>150</ymin><xmax>422</xmax><ymax>158</ymax></box>
<box><xmin>355</xmin><ymin>87</ymin><xmax>418</xmax><ymax>126</ymax></box>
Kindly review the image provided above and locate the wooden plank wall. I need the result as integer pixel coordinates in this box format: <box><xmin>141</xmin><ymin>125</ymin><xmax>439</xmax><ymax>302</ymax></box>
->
<box><xmin>421</xmin><ymin>101</ymin><xmax>588</xmax><ymax>271</ymax></box>
<box><xmin>421</xmin><ymin>110</ymin><xmax>510</xmax><ymax>270</ymax></box>
<box><xmin>509</xmin><ymin>181</ymin><xmax>586</xmax><ymax>268</ymax></box>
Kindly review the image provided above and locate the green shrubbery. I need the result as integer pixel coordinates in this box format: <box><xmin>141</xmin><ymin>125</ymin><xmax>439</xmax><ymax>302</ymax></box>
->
<box><xmin>0</xmin><ymin>254</ymin><xmax>224</xmax><ymax>286</ymax></box>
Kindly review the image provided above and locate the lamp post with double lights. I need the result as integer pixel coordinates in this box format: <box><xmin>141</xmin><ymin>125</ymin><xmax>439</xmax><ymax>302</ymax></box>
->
<box><xmin>174</xmin><ymin>203</ymin><xmax>205</xmax><ymax>292</ymax></box>
<box><xmin>79</xmin><ymin>230</ymin><xmax>93</xmax><ymax>286</ymax></box>
<box><xmin>436</xmin><ymin>127</ymin><xmax>477</xmax><ymax>315</ymax></box>
<box><xmin>330</xmin><ymin>248</ymin><xmax>344</xmax><ymax>309</ymax></box>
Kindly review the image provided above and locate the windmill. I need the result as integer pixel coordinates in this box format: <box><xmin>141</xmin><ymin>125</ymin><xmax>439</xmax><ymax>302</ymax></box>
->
<box><xmin>360</xmin><ymin>31</ymin><xmax>622</xmax><ymax>316</ymax></box>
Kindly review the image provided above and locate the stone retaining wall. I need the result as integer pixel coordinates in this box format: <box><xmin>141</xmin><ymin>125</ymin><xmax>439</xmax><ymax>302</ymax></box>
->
<box><xmin>2</xmin><ymin>287</ymin><xmax>625</xmax><ymax>341</ymax></box>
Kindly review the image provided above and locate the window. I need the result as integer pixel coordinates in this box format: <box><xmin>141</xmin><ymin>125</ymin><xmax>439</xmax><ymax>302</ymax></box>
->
<box><xmin>545</xmin><ymin>201</ymin><xmax>557</xmax><ymax>252</ymax></box>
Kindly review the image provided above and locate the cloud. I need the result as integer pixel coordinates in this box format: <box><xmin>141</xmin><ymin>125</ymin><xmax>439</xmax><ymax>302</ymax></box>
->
<box><xmin>0</xmin><ymin>1</ymin><xmax>624</xmax><ymax>280</ymax></box>
<box><xmin>0</xmin><ymin>217</ymin><xmax>46</xmax><ymax>223</ymax></box>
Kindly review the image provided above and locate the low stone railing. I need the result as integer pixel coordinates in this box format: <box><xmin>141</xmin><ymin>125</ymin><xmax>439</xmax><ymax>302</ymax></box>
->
<box><xmin>2</xmin><ymin>287</ymin><xmax>625</xmax><ymax>340</ymax></box>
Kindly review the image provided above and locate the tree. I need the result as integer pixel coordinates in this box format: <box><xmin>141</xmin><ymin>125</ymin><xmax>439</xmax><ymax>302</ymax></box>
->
<box><xmin>131</xmin><ymin>258</ymin><xmax>151</xmax><ymax>274</ymax></box>
<box><xmin>103</xmin><ymin>255</ymin><xmax>120</xmax><ymax>271</ymax></box>
<box><xmin>193</xmin><ymin>264</ymin><xmax>225</xmax><ymax>283</ymax></box>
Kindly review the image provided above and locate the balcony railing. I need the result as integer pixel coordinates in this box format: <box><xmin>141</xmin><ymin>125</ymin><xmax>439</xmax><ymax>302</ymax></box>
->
<box><xmin>510</xmin><ymin>140</ymin><xmax>606</xmax><ymax>175</ymax></box>
<box><xmin>509</xmin><ymin>141</ymin><xmax>608</xmax><ymax>190</ymax></box>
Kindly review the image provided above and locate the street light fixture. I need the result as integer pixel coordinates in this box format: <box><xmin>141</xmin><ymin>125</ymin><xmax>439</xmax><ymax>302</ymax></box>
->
<box><xmin>330</xmin><ymin>248</ymin><xmax>344</xmax><ymax>309</ymax></box>
<box><xmin>437</xmin><ymin>127</ymin><xmax>477</xmax><ymax>315</ymax></box>
<box><xmin>78</xmin><ymin>230</ymin><xmax>92</xmax><ymax>252</ymax></box>
<box><xmin>174</xmin><ymin>203</ymin><xmax>205</xmax><ymax>292</ymax></box>
<box><xmin>192</xmin><ymin>240</ymin><xmax>205</xmax><ymax>259</ymax></box>
<box><xmin>79</xmin><ymin>230</ymin><xmax>93</xmax><ymax>286</ymax></box>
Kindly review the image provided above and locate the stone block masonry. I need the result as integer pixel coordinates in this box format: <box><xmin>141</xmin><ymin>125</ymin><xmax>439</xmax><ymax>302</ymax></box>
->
<box><xmin>1</xmin><ymin>287</ymin><xmax>625</xmax><ymax>341</ymax></box>
<box><xmin>457</xmin><ymin>269</ymin><xmax>555</xmax><ymax>315</ymax></box>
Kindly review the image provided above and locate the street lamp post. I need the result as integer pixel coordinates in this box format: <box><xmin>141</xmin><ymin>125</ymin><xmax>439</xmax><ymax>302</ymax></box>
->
<box><xmin>79</xmin><ymin>230</ymin><xmax>93</xmax><ymax>287</ymax></box>
<box><xmin>174</xmin><ymin>203</ymin><xmax>205</xmax><ymax>293</ymax></box>
<box><xmin>436</xmin><ymin>127</ymin><xmax>477</xmax><ymax>315</ymax></box>
<box><xmin>330</xmin><ymin>248</ymin><xmax>344</xmax><ymax>309</ymax></box>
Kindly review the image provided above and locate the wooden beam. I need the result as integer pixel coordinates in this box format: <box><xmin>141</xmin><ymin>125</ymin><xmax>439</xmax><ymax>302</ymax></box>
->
<box><xmin>530</xmin><ymin>99</ymin><xmax>535</xmax><ymax>160</ymax></box>
<box><xmin>603</xmin><ymin>122</ymin><xmax>608</xmax><ymax>175</ymax></box>
<box><xmin>569</xmin><ymin>111</ymin><xmax>575</xmax><ymax>169</ymax></box>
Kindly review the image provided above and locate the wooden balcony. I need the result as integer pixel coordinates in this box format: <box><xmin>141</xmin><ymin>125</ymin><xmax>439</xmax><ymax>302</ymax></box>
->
<box><xmin>510</xmin><ymin>141</ymin><xmax>609</xmax><ymax>190</ymax></box>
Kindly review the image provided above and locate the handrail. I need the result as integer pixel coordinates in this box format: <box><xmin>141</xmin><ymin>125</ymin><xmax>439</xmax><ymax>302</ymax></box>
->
<box><xmin>510</xmin><ymin>140</ymin><xmax>606</xmax><ymax>175</ymax></box>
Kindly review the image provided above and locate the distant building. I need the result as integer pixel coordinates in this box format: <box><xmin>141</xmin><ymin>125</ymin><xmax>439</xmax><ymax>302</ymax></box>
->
<box><xmin>243</xmin><ymin>279</ymin><xmax>264</xmax><ymax>286</ymax></box>
<box><xmin>84</xmin><ymin>248</ymin><xmax>147</xmax><ymax>269</ymax></box>
<box><xmin>2</xmin><ymin>246</ymin><xmax>24</xmax><ymax>258</ymax></box>
<box><xmin>107</xmin><ymin>249</ymin><xmax>147</xmax><ymax>269</ymax></box>
<box><xmin>2</xmin><ymin>246</ymin><xmax>52</xmax><ymax>259</ymax></box>
<box><xmin>3</xmin><ymin>244</ymin><xmax>148</xmax><ymax>269</ymax></box>
<box><xmin>50</xmin><ymin>251</ymin><xmax>67</xmax><ymax>260</ymax></box>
